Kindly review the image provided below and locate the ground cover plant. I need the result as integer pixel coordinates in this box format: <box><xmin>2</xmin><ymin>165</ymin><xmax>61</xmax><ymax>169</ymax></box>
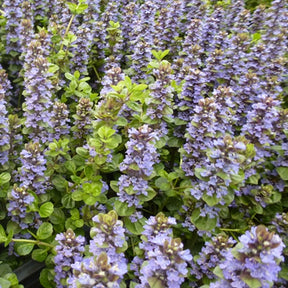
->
<box><xmin>0</xmin><ymin>0</ymin><xmax>287</xmax><ymax>287</ymax></box>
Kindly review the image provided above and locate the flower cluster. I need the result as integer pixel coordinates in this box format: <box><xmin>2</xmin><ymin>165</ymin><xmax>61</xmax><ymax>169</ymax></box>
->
<box><xmin>22</xmin><ymin>40</ymin><xmax>54</xmax><ymax>144</ymax></box>
<box><xmin>210</xmin><ymin>225</ymin><xmax>285</xmax><ymax>288</ymax></box>
<box><xmin>7</xmin><ymin>185</ymin><xmax>35</xmax><ymax>229</ymax></box>
<box><xmin>146</xmin><ymin>60</ymin><xmax>174</xmax><ymax>135</ymax></box>
<box><xmin>134</xmin><ymin>213</ymin><xmax>192</xmax><ymax>288</ymax></box>
<box><xmin>68</xmin><ymin>211</ymin><xmax>127</xmax><ymax>287</ymax></box>
<box><xmin>3</xmin><ymin>0</ymin><xmax>23</xmax><ymax>55</ymax></box>
<box><xmin>51</xmin><ymin>102</ymin><xmax>70</xmax><ymax>140</ymax></box>
<box><xmin>118</xmin><ymin>125</ymin><xmax>159</xmax><ymax>213</ymax></box>
<box><xmin>181</xmin><ymin>85</ymin><xmax>237</xmax><ymax>177</ymax></box>
<box><xmin>196</xmin><ymin>234</ymin><xmax>236</xmax><ymax>280</ymax></box>
<box><xmin>54</xmin><ymin>229</ymin><xmax>85</xmax><ymax>287</ymax></box>
<box><xmin>71</xmin><ymin>98</ymin><xmax>93</xmax><ymax>141</ymax></box>
<box><xmin>19</xmin><ymin>142</ymin><xmax>48</xmax><ymax>195</ymax></box>
<box><xmin>0</xmin><ymin>84</ymin><xmax>10</xmax><ymax>166</ymax></box>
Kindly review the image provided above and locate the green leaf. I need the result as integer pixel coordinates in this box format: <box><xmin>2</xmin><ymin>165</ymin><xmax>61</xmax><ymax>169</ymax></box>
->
<box><xmin>40</xmin><ymin>268</ymin><xmax>55</xmax><ymax>288</ymax></box>
<box><xmin>0</xmin><ymin>224</ymin><xmax>7</xmax><ymax>243</ymax></box>
<box><xmin>114</xmin><ymin>200</ymin><xmax>135</xmax><ymax>216</ymax></box>
<box><xmin>14</xmin><ymin>242</ymin><xmax>35</xmax><ymax>256</ymax></box>
<box><xmin>195</xmin><ymin>168</ymin><xmax>208</xmax><ymax>181</ymax></box>
<box><xmin>116</xmin><ymin>117</ymin><xmax>128</xmax><ymax>126</ymax></box>
<box><xmin>50</xmin><ymin>208</ymin><xmax>65</xmax><ymax>225</ymax></box>
<box><xmin>52</xmin><ymin>175</ymin><xmax>68</xmax><ymax>191</ymax></box>
<box><xmin>82</xmin><ymin>194</ymin><xmax>98</xmax><ymax>206</ymax></box>
<box><xmin>64</xmin><ymin>160</ymin><xmax>76</xmax><ymax>174</ymax></box>
<box><xmin>97</xmin><ymin>126</ymin><xmax>115</xmax><ymax>140</ymax></box>
<box><xmin>0</xmin><ymin>264</ymin><xmax>12</xmax><ymax>277</ymax></box>
<box><xmin>76</xmin><ymin>147</ymin><xmax>89</xmax><ymax>158</ymax></box>
<box><xmin>32</xmin><ymin>249</ymin><xmax>48</xmax><ymax>262</ymax></box>
<box><xmin>48</xmin><ymin>64</ymin><xmax>59</xmax><ymax>73</ymax></box>
<box><xmin>124</xmin><ymin>217</ymin><xmax>146</xmax><ymax>235</ymax></box>
<box><xmin>138</xmin><ymin>187</ymin><xmax>157</xmax><ymax>202</ymax></box>
<box><xmin>155</xmin><ymin>177</ymin><xmax>170</xmax><ymax>191</ymax></box>
<box><xmin>4</xmin><ymin>273</ymin><xmax>19</xmax><ymax>286</ymax></box>
<box><xmin>213</xmin><ymin>266</ymin><xmax>224</xmax><ymax>279</ymax></box>
<box><xmin>0</xmin><ymin>172</ymin><xmax>11</xmax><ymax>185</ymax></box>
<box><xmin>147</xmin><ymin>277</ymin><xmax>165</xmax><ymax>288</ymax></box>
<box><xmin>240</xmin><ymin>274</ymin><xmax>262</xmax><ymax>288</ymax></box>
<box><xmin>247</xmin><ymin>174</ymin><xmax>260</xmax><ymax>185</ymax></box>
<box><xmin>110</xmin><ymin>180</ymin><xmax>119</xmax><ymax>193</ymax></box>
<box><xmin>126</xmin><ymin>101</ymin><xmax>142</xmax><ymax>112</ymax></box>
<box><xmin>276</xmin><ymin>167</ymin><xmax>288</xmax><ymax>180</ymax></box>
<box><xmin>202</xmin><ymin>193</ymin><xmax>221</xmax><ymax>206</ymax></box>
<box><xmin>279</xmin><ymin>264</ymin><xmax>288</xmax><ymax>280</ymax></box>
<box><xmin>191</xmin><ymin>210</ymin><xmax>217</xmax><ymax>231</ymax></box>
<box><xmin>230</xmin><ymin>171</ymin><xmax>245</xmax><ymax>185</ymax></box>
<box><xmin>0</xmin><ymin>278</ymin><xmax>11</xmax><ymax>288</ymax></box>
<box><xmin>37</xmin><ymin>222</ymin><xmax>53</xmax><ymax>240</ymax></box>
<box><xmin>5</xmin><ymin>230</ymin><xmax>13</xmax><ymax>247</ymax></box>
<box><xmin>39</xmin><ymin>202</ymin><xmax>54</xmax><ymax>218</ymax></box>
<box><xmin>0</xmin><ymin>225</ymin><xmax>7</xmax><ymax>243</ymax></box>
<box><xmin>62</xmin><ymin>193</ymin><xmax>75</xmax><ymax>209</ymax></box>
<box><xmin>154</xmin><ymin>136</ymin><xmax>167</xmax><ymax>148</ymax></box>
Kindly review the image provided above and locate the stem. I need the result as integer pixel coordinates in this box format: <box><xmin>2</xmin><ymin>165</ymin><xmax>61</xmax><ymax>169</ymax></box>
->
<box><xmin>59</xmin><ymin>14</ymin><xmax>76</xmax><ymax>52</ymax></box>
<box><xmin>92</xmin><ymin>66</ymin><xmax>101</xmax><ymax>82</ymax></box>
<box><xmin>12</xmin><ymin>238</ymin><xmax>54</xmax><ymax>248</ymax></box>
<box><xmin>220</xmin><ymin>228</ymin><xmax>245</xmax><ymax>232</ymax></box>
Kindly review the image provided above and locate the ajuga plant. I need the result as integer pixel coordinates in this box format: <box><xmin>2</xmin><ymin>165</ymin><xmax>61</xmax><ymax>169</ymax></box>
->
<box><xmin>0</xmin><ymin>0</ymin><xmax>287</xmax><ymax>287</ymax></box>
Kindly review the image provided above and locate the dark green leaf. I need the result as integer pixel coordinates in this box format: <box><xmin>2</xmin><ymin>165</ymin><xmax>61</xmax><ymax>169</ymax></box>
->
<box><xmin>155</xmin><ymin>177</ymin><xmax>170</xmax><ymax>191</ymax></box>
<box><xmin>0</xmin><ymin>264</ymin><xmax>12</xmax><ymax>277</ymax></box>
<box><xmin>40</xmin><ymin>269</ymin><xmax>55</xmax><ymax>288</ymax></box>
<box><xmin>32</xmin><ymin>249</ymin><xmax>48</xmax><ymax>262</ymax></box>
<box><xmin>52</xmin><ymin>175</ymin><xmax>68</xmax><ymax>191</ymax></box>
<box><xmin>50</xmin><ymin>208</ymin><xmax>65</xmax><ymax>225</ymax></box>
<box><xmin>62</xmin><ymin>193</ymin><xmax>75</xmax><ymax>209</ymax></box>
<box><xmin>14</xmin><ymin>242</ymin><xmax>34</xmax><ymax>256</ymax></box>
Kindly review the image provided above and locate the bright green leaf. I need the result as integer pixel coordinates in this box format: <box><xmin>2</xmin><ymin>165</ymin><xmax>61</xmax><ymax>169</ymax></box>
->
<box><xmin>114</xmin><ymin>200</ymin><xmax>135</xmax><ymax>216</ymax></box>
<box><xmin>276</xmin><ymin>167</ymin><xmax>288</xmax><ymax>181</ymax></box>
<box><xmin>39</xmin><ymin>202</ymin><xmax>54</xmax><ymax>218</ymax></box>
<box><xmin>37</xmin><ymin>222</ymin><xmax>53</xmax><ymax>240</ymax></box>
